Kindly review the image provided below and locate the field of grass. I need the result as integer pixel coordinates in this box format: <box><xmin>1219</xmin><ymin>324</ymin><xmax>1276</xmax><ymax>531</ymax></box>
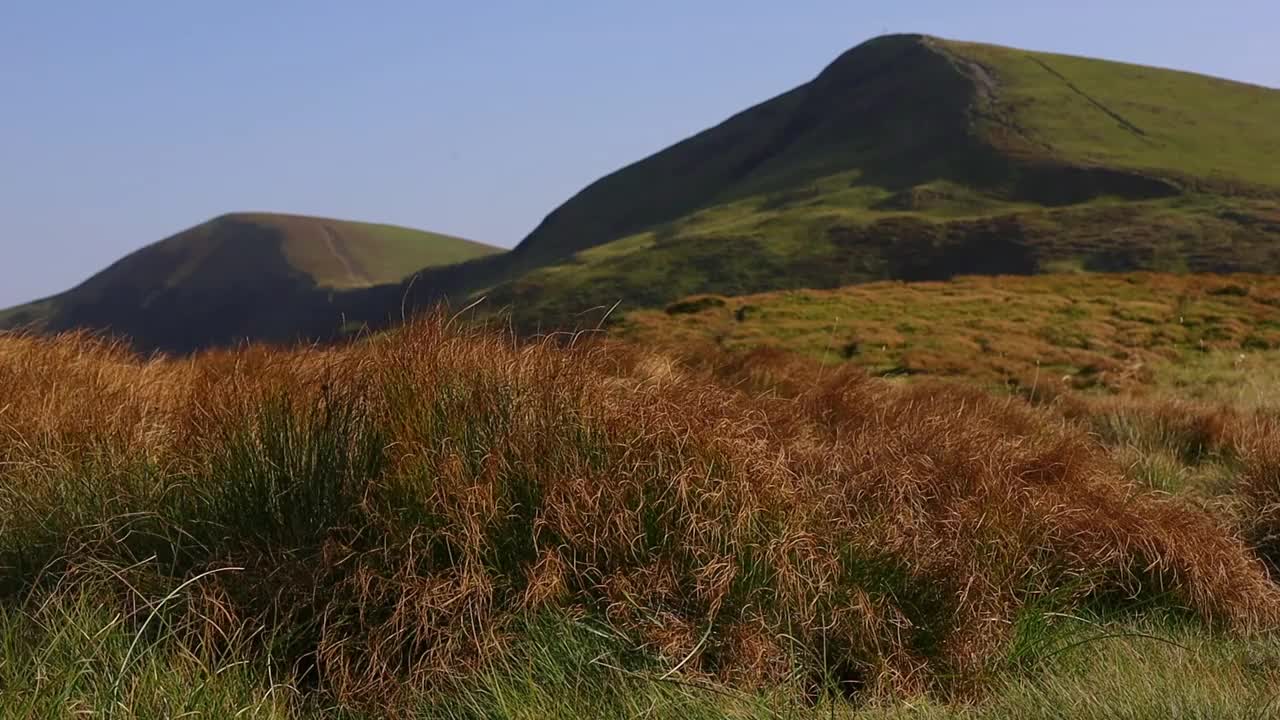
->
<box><xmin>3</xmin><ymin>316</ymin><xmax>1280</xmax><ymax>717</ymax></box>
<box><xmin>619</xmin><ymin>272</ymin><xmax>1280</xmax><ymax>397</ymax></box>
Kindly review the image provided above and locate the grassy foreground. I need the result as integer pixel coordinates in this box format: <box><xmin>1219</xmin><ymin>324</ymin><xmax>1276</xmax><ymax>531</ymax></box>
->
<box><xmin>2</xmin><ymin>317</ymin><xmax>1280</xmax><ymax>717</ymax></box>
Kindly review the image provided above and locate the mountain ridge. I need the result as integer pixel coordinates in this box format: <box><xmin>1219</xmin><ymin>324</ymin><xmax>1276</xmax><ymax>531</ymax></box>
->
<box><xmin>440</xmin><ymin>33</ymin><xmax>1280</xmax><ymax>328</ymax></box>
<box><xmin>6</xmin><ymin>34</ymin><xmax>1280</xmax><ymax>351</ymax></box>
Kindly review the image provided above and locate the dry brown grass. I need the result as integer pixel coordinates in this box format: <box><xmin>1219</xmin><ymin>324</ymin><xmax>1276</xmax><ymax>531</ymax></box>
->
<box><xmin>1229</xmin><ymin>417</ymin><xmax>1280</xmax><ymax>574</ymax></box>
<box><xmin>1</xmin><ymin>318</ymin><xmax>1277</xmax><ymax>709</ymax></box>
<box><xmin>957</xmin><ymin>384</ymin><xmax>1280</xmax><ymax>579</ymax></box>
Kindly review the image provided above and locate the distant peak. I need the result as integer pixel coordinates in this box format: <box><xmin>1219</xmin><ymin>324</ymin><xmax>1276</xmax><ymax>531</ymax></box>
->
<box><xmin>848</xmin><ymin>32</ymin><xmax>932</xmax><ymax>50</ymax></box>
<box><xmin>868</xmin><ymin>32</ymin><xmax>929</xmax><ymax>42</ymax></box>
<box><xmin>812</xmin><ymin>33</ymin><xmax>943</xmax><ymax>82</ymax></box>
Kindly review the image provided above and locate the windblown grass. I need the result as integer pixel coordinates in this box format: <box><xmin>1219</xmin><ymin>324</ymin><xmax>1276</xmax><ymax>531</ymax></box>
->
<box><xmin>0</xmin><ymin>589</ymin><xmax>292</xmax><ymax>719</ymax></box>
<box><xmin>1</xmin><ymin>318</ymin><xmax>1278</xmax><ymax>716</ymax></box>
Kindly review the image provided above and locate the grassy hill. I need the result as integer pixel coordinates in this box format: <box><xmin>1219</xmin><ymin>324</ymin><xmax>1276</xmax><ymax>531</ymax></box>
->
<box><xmin>0</xmin><ymin>212</ymin><xmax>497</xmax><ymax>353</ymax></box>
<box><xmin>411</xmin><ymin>34</ymin><xmax>1280</xmax><ymax>329</ymax></box>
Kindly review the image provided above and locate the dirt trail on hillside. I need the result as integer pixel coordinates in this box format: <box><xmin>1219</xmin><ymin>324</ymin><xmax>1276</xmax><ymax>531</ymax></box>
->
<box><xmin>319</xmin><ymin>223</ymin><xmax>371</xmax><ymax>286</ymax></box>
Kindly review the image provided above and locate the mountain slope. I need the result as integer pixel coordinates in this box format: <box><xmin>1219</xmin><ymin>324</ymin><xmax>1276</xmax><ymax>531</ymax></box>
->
<box><xmin>950</xmin><ymin>39</ymin><xmax>1280</xmax><ymax>192</ymax></box>
<box><xmin>0</xmin><ymin>213</ymin><xmax>497</xmax><ymax>353</ymax></box>
<box><xmin>399</xmin><ymin>34</ymin><xmax>1280</xmax><ymax>329</ymax></box>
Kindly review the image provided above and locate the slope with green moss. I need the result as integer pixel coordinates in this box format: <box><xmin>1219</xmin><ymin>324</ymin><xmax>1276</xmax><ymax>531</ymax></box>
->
<box><xmin>427</xmin><ymin>34</ymin><xmax>1280</xmax><ymax>328</ymax></box>
<box><xmin>0</xmin><ymin>212</ymin><xmax>497</xmax><ymax>353</ymax></box>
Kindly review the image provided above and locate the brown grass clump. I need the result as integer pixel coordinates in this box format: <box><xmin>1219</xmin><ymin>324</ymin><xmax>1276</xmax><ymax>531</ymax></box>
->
<box><xmin>1231</xmin><ymin>417</ymin><xmax>1280</xmax><ymax>574</ymax></box>
<box><xmin>0</xmin><ymin>318</ymin><xmax>1277</xmax><ymax>708</ymax></box>
<box><xmin>1018</xmin><ymin>390</ymin><xmax>1280</xmax><ymax>577</ymax></box>
<box><xmin>1054</xmin><ymin>395</ymin><xmax>1244</xmax><ymax>462</ymax></box>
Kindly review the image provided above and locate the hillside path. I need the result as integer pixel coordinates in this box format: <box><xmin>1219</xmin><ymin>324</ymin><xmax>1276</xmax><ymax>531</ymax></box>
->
<box><xmin>319</xmin><ymin>223</ymin><xmax>372</xmax><ymax>286</ymax></box>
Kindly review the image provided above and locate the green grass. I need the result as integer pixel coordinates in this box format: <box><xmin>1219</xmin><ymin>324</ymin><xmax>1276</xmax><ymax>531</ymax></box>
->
<box><xmin>479</xmin><ymin>195</ymin><xmax>1280</xmax><ymax>329</ymax></box>
<box><xmin>194</xmin><ymin>212</ymin><xmax>498</xmax><ymax>290</ymax></box>
<box><xmin>267</xmin><ymin>214</ymin><xmax>498</xmax><ymax>289</ymax></box>
<box><xmin>0</xmin><ymin>591</ymin><xmax>292</xmax><ymax>719</ymax></box>
<box><xmin>1151</xmin><ymin>347</ymin><xmax>1280</xmax><ymax>408</ymax></box>
<box><xmin>332</xmin><ymin>220</ymin><xmax>497</xmax><ymax>284</ymax></box>
<box><xmin>973</xmin><ymin>620</ymin><xmax>1280</xmax><ymax>719</ymax></box>
<box><xmin>7</xmin><ymin>597</ymin><xmax>1277</xmax><ymax>719</ymax></box>
<box><xmin>945</xmin><ymin>39</ymin><xmax>1280</xmax><ymax>191</ymax></box>
<box><xmin>392</xmin><ymin>612</ymin><xmax>1280</xmax><ymax>720</ymax></box>
<box><xmin>144</xmin><ymin>212</ymin><xmax>495</xmax><ymax>294</ymax></box>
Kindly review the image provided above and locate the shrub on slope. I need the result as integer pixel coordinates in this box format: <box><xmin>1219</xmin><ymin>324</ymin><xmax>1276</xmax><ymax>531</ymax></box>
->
<box><xmin>0</xmin><ymin>320</ymin><xmax>1275</xmax><ymax>708</ymax></box>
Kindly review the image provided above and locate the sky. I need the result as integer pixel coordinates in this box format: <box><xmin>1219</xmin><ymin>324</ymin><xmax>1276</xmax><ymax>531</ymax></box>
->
<box><xmin>1</xmin><ymin>1</ymin><xmax>1276</xmax><ymax>308</ymax></box>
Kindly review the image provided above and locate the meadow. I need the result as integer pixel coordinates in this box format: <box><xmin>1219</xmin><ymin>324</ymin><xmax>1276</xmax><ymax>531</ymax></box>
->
<box><xmin>621</xmin><ymin>273</ymin><xmax>1280</xmax><ymax>400</ymax></box>
<box><xmin>3</xmin><ymin>311</ymin><xmax>1280</xmax><ymax>717</ymax></box>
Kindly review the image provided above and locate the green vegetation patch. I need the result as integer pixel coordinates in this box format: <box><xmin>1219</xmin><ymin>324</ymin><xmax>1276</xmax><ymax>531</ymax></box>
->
<box><xmin>619</xmin><ymin>273</ymin><xmax>1280</xmax><ymax>395</ymax></box>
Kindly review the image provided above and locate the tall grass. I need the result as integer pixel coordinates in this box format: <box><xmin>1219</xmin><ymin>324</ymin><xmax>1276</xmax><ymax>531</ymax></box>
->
<box><xmin>0</xmin><ymin>589</ymin><xmax>292</xmax><ymax>719</ymax></box>
<box><xmin>1046</xmin><ymin>393</ymin><xmax>1280</xmax><ymax>573</ymax></box>
<box><xmin>1</xmin><ymin>319</ymin><xmax>1278</xmax><ymax>715</ymax></box>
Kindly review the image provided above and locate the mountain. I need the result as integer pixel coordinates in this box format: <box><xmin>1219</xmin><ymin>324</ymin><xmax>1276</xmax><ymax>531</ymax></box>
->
<box><xmin>389</xmin><ymin>34</ymin><xmax>1280</xmax><ymax>329</ymax></box>
<box><xmin>0</xmin><ymin>212</ymin><xmax>497</xmax><ymax>353</ymax></box>
<box><xmin>7</xmin><ymin>34</ymin><xmax>1280</xmax><ymax>352</ymax></box>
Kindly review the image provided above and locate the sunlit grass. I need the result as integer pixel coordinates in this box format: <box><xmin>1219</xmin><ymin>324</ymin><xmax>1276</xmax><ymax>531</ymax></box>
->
<box><xmin>2</xmin><ymin>316</ymin><xmax>1280</xmax><ymax>717</ymax></box>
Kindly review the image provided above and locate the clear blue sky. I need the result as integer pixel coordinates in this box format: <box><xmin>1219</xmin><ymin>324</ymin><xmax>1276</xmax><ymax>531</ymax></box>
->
<box><xmin>2</xmin><ymin>1</ymin><xmax>1275</xmax><ymax>307</ymax></box>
